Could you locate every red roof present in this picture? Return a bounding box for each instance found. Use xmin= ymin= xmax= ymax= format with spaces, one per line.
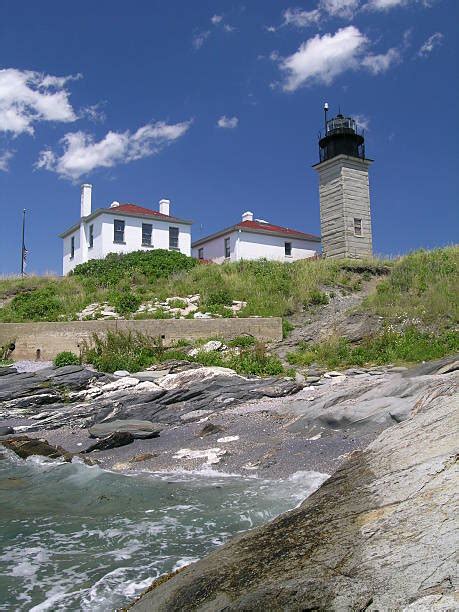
xmin=236 ymin=220 xmax=319 ymax=240
xmin=107 ymin=203 xmax=172 ymax=218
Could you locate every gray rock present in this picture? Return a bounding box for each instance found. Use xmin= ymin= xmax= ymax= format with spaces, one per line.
xmin=83 ymin=431 xmax=134 ymax=452
xmin=180 ymin=410 xmax=213 ymax=422
xmin=131 ymin=378 xmax=458 ymax=611
xmin=201 ymin=340 xmax=223 ymax=352
xmin=0 ymin=426 xmax=14 ymax=436
xmin=199 ymin=423 xmax=225 ymax=437
xmin=401 ymin=354 xmax=459 ymax=377
xmin=132 ymin=370 xmax=170 ymax=381
xmin=88 ymin=419 xmax=162 ymax=439
xmin=113 ymin=370 xmax=131 ymax=377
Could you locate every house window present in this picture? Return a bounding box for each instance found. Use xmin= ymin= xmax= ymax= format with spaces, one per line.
xmin=224 ymin=237 xmax=231 ymax=259
xmin=70 ymin=236 xmax=75 ymax=259
xmin=114 ymin=219 xmax=125 ymax=243
xmin=285 ymin=242 xmax=292 ymax=256
xmin=354 ymin=218 xmax=363 ymax=236
xmin=88 ymin=224 xmax=94 ymax=248
xmin=142 ymin=223 xmax=152 ymax=246
xmin=198 ymin=247 xmax=204 ymax=260
xmin=169 ymin=226 xmax=179 ymax=250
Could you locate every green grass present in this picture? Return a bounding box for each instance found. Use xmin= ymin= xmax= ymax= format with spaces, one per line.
xmin=0 ymin=250 xmax=390 ymax=322
xmin=287 ymin=327 xmax=459 ymax=370
xmin=364 ymin=246 xmax=458 ymax=332
xmin=80 ymin=330 xmax=285 ymax=376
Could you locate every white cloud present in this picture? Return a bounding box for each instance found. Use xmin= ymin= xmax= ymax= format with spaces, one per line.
xmin=211 ymin=14 xmax=223 ymax=24
xmin=192 ymin=31 xmax=210 ymax=49
xmin=361 ymin=47 xmax=401 ymax=73
xmin=282 ymin=7 xmax=321 ymax=27
xmin=0 ymin=149 xmax=14 ymax=171
xmin=265 ymin=25 xmax=277 ymax=33
xmin=365 ymin=0 xmax=434 ymax=10
xmin=353 ymin=114 xmax=370 ymax=131
xmin=0 ymin=68 xmax=79 ymax=136
xmin=320 ymin=0 xmax=360 ymax=18
xmin=279 ymin=26 xmax=368 ymax=91
xmin=418 ymin=32 xmax=443 ymax=57
xmin=217 ymin=116 xmax=239 ymax=129
xmin=36 ymin=120 xmax=191 ymax=181
xmin=223 ymin=24 xmax=235 ymax=32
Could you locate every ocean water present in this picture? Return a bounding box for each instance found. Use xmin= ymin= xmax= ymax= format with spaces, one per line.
xmin=0 ymin=453 xmax=328 ymax=611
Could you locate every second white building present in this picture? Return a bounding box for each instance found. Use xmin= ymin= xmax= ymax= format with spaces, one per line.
xmin=191 ymin=212 xmax=320 ymax=263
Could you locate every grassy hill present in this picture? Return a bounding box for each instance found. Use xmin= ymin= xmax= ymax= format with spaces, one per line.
xmin=0 ymin=246 xmax=457 ymax=371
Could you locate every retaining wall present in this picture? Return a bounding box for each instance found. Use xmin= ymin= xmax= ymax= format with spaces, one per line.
xmin=0 ymin=318 xmax=282 ymax=361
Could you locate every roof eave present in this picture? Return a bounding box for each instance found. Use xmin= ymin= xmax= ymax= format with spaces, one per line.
xmin=192 ymin=224 xmax=321 ymax=247
xmin=59 ymin=207 xmax=193 ymax=238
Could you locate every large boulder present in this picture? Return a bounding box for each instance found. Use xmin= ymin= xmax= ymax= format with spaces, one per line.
xmin=131 ymin=378 xmax=458 ymax=611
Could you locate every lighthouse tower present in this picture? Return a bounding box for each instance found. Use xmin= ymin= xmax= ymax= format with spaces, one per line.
xmin=313 ymin=105 xmax=373 ymax=259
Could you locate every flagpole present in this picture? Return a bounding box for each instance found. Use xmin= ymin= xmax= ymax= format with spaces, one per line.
xmin=21 ymin=209 xmax=26 ymax=278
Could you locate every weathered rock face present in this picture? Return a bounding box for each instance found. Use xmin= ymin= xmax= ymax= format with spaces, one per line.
xmin=131 ymin=377 xmax=458 ymax=611
xmin=0 ymin=365 xmax=302 ymax=432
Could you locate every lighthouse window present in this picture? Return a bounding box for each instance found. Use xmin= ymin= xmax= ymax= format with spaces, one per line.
xmin=354 ymin=218 xmax=363 ymax=236
xmin=224 ymin=237 xmax=231 ymax=259
xmin=285 ymin=242 xmax=292 ymax=256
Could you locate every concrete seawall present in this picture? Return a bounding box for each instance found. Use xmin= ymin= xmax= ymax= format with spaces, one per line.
xmin=0 ymin=318 xmax=283 ymax=361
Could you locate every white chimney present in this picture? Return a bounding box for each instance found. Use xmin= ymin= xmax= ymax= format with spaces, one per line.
xmin=80 ymin=183 xmax=92 ymax=217
xmin=159 ymin=199 xmax=170 ymax=216
xmin=242 ymin=211 xmax=253 ymax=222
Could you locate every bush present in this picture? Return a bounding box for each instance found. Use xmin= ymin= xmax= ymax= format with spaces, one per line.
xmin=111 ymin=291 xmax=142 ymax=315
xmin=227 ymin=344 xmax=284 ymax=376
xmin=304 ymin=290 xmax=329 ymax=307
xmin=203 ymin=288 xmax=233 ymax=307
xmin=227 ymin=335 xmax=256 ymax=348
xmin=7 ymin=287 xmax=63 ymax=321
xmin=53 ymin=351 xmax=80 ymax=367
xmin=81 ymin=331 xmax=161 ymax=373
xmin=72 ymin=249 xmax=198 ymax=287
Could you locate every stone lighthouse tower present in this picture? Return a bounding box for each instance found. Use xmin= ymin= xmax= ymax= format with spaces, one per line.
xmin=313 ymin=105 xmax=373 ymax=259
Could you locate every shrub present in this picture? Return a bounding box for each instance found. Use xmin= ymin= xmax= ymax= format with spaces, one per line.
xmin=7 ymin=287 xmax=63 ymax=321
xmin=167 ymin=298 xmax=188 ymax=309
xmin=227 ymin=335 xmax=256 ymax=348
xmin=72 ymin=249 xmax=198 ymax=287
xmin=111 ymin=291 xmax=142 ymax=315
xmin=81 ymin=331 xmax=161 ymax=373
xmin=203 ymin=288 xmax=233 ymax=307
xmin=227 ymin=344 xmax=284 ymax=376
xmin=304 ymin=290 xmax=329 ymax=307
xmin=53 ymin=351 xmax=80 ymax=367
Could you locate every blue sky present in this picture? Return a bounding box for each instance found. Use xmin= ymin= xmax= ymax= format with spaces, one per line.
xmin=0 ymin=0 xmax=457 ymax=274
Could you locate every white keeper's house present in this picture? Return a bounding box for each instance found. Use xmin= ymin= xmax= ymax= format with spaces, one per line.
xmin=191 ymin=211 xmax=320 ymax=263
xmin=59 ymin=184 xmax=192 ymax=275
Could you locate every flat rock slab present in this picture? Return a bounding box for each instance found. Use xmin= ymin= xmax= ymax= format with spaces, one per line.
xmin=88 ymin=420 xmax=162 ymax=439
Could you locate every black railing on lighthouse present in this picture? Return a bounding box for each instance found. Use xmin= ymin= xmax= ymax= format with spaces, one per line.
xmin=318 ymin=106 xmax=366 ymax=163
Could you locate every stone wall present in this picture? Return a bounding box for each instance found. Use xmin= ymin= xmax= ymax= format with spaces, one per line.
xmin=0 ymin=318 xmax=283 ymax=361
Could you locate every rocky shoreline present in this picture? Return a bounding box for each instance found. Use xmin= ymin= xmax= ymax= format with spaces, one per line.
xmin=1 ymin=356 xmax=457 ymax=481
